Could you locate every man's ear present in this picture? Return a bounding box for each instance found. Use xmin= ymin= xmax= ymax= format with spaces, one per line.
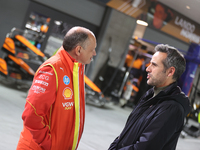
xmin=167 ymin=66 xmax=175 ymax=77
xmin=75 ymin=46 xmax=81 ymax=56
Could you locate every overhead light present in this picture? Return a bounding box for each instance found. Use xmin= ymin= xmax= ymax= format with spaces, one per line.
xmin=136 ymin=20 xmax=148 ymax=26
xmin=54 ymin=20 xmax=62 ymax=26
xmin=132 ymin=0 xmax=142 ymax=7
xmin=186 ymin=5 xmax=190 ymax=9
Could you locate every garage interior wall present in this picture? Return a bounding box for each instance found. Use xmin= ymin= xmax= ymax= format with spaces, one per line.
xmin=90 ymin=9 xmax=137 ymax=81
xmin=32 ymin=0 xmax=106 ymax=27
xmin=0 ymin=0 xmax=192 ymax=82
xmin=23 ymin=1 xmax=102 ymax=52
xmin=143 ymin=27 xmax=190 ymax=53
xmin=0 ymin=0 xmax=30 ymax=53
xmin=0 ymin=0 xmax=106 ymax=55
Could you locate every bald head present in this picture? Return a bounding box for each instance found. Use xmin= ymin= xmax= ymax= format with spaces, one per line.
xmin=62 ymin=26 xmax=95 ymax=52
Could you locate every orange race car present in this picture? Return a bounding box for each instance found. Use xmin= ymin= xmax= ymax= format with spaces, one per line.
xmin=0 ymin=28 xmax=47 ymax=89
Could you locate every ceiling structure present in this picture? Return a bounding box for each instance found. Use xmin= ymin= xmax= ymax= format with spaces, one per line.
xmin=134 ymin=0 xmax=200 ymax=52
xmin=158 ymin=0 xmax=200 ymax=24
xmin=34 ymin=0 xmax=200 ymax=25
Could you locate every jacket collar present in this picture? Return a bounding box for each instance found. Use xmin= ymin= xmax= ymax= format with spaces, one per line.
xmin=57 ymin=47 xmax=83 ymax=72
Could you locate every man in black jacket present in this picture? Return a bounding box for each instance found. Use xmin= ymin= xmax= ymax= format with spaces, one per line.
xmin=108 ymin=44 xmax=191 ymax=150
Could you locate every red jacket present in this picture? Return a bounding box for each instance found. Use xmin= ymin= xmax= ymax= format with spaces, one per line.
xmin=17 ymin=47 xmax=85 ymax=150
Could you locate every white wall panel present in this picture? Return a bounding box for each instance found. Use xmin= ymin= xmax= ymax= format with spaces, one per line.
xmin=33 ymin=0 xmax=105 ymax=26
xmin=0 ymin=0 xmax=30 ymax=53
xmin=143 ymin=27 xmax=189 ymax=52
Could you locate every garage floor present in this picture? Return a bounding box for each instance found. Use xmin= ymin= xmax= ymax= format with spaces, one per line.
xmin=0 ymin=83 xmax=200 ymax=150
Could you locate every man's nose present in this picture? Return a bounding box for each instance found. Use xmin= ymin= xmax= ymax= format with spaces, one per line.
xmin=146 ymin=65 xmax=150 ymax=72
xmin=93 ymin=50 xmax=96 ymax=56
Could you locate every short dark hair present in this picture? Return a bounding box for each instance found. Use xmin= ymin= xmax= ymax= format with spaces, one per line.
xmin=62 ymin=29 xmax=89 ymax=52
xmin=155 ymin=44 xmax=186 ymax=80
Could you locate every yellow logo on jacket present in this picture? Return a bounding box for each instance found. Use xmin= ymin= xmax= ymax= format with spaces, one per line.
xmin=63 ymin=87 xmax=73 ymax=100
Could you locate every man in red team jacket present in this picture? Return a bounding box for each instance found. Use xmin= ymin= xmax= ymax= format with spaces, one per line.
xmin=17 ymin=26 xmax=96 ymax=150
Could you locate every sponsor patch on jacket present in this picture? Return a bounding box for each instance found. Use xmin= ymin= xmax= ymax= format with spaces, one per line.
xmin=32 ymin=85 xmax=46 ymax=94
xmin=62 ymin=102 xmax=74 ymax=110
xmin=63 ymin=87 xmax=73 ymax=99
xmin=38 ymin=71 xmax=53 ymax=75
xmin=63 ymin=75 xmax=70 ymax=85
xmin=35 ymin=80 xmax=49 ymax=86
xmin=38 ymin=74 xmax=49 ymax=81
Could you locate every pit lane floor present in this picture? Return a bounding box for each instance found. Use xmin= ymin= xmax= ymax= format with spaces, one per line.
xmin=0 ymin=83 xmax=200 ymax=150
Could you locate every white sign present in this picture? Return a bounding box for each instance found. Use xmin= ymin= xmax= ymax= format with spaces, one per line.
xmin=175 ymin=16 xmax=200 ymax=43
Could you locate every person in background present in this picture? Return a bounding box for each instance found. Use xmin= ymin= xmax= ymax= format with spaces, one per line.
xmin=120 ymin=51 xmax=145 ymax=107
xmin=137 ymin=1 xmax=174 ymax=29
xmin=152 ymin=3 xmax=168 ymax=29
xmin=17 ymin=26 xmax=96 ymax=150
xmin=108 ymin=44 xmax=191 ymax=150
xmin=124 ymin=51 xmax=144 ymax=79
